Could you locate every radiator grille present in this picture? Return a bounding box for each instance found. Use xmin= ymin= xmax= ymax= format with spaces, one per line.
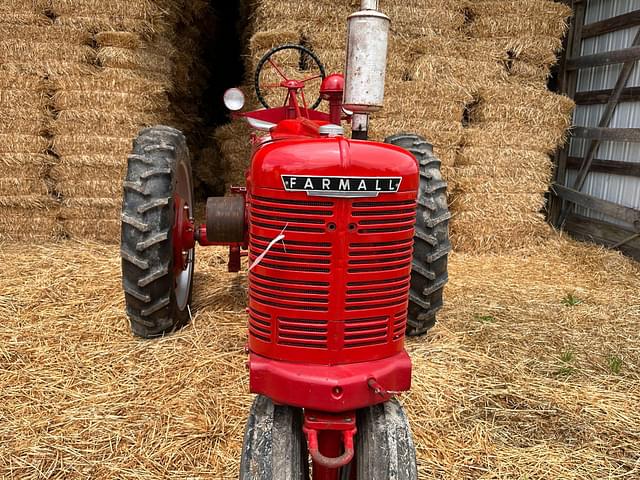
xmin=249 ymin=192 xmax=415 ymax=361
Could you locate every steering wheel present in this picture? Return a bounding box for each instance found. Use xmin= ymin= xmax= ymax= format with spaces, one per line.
xmin=254 ymin=44 xmax=327 ymax=110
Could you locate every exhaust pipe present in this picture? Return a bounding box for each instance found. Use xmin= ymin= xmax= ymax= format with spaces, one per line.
xmin=343 ymin=0 xmax=390 ymax=140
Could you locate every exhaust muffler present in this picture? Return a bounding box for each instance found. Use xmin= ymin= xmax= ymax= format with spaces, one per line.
xmin=343 ymin=0 xmax=391 ymax=140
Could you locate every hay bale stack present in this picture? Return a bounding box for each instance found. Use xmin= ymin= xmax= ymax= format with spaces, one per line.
xmin=0 ymin=0 xmax=215 ymax=242
xmin=0 ymin=5 xmax=64 ymax=240
xmin=211 ymin=0 xmax=572 ymax=254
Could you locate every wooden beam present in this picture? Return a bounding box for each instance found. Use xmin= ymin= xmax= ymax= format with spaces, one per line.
xmin=551 ymin=1 xmax=585 ymax=227
xmin=567 ymin=156 xmax=640 ymax=177
xmin=582 ymin=10 xmax=640 ymax=38
xmin=564 ymin=213 xmax=640 ymax=261
xmin=571 ymin=126 xmax=640 ymax=142
xmin=574 ymin=86 xmax=640 ymax=104
xmin=553 ymin=183 xmax=640 ymax=227
xmin=566 ymin=45 xmax=640 ymax=70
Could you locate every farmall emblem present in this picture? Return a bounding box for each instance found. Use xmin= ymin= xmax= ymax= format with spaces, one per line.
xmin=282 ymin=175 xmax=402 ymax=198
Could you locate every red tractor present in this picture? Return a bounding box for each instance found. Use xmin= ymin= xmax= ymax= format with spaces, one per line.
xmin=120 ymin=1 xmax=450 ymax=478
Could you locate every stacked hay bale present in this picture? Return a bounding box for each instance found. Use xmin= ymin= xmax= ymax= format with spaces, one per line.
xmin=448 ymin=0 xmax=575 ymax=252
xmin=48 ymin=0 xmax=213 ymax=242
xmin=0 ymin=2 xmax=63 ymax=240
xmin=0 ymin=0 xmax=213 ymax=242
xmin=213 ymin=0 xmax=574 ymax=253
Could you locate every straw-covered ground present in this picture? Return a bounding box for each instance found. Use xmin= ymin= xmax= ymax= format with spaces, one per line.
xmin=1 ymin=235 xmax=639 ymax=479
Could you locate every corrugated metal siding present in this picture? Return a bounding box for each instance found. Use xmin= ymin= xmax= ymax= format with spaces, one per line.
xmin=567 ymin=0 xmax=640 ymax=230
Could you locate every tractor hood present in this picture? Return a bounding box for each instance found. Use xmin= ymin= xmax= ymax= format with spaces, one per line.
xmin=248 ymin=136 xmax=419 ymax=195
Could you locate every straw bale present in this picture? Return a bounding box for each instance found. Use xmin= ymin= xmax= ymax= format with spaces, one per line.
xmin=0 ymin=109 xmax=48 ymax=136
xmin=479 ymin=36 xmax=564 ymax=68
xmin=384 ymin=81 xmax=471 ymax=123
xmin=253 ymin=2 xmax=351 ymax=32
xmin=53 ymin=15 xmax=169 ymax=35
xmin=454 ymin=161 xmax=553 ymax=184
xmin=97 ymin=46 xmax=173 ymax=75
xmin=0 ymin=40 xmax=96 ymax=66
xmin=454 ymin=174 xmax=550 ymax=195
xmin=0 ymin=0 xmax=48 ymax=14
xmin=0 ymin=12 xmax=49 ymax=26
xmin=0 ymin=194 xmax=58 ymax=209
xmin=56 ymin=180 xmax=123 ymax=198
xmin=60 ymin=197 xmax=120 ymax=220
xmin=94 ymin=31 xmax=142 ymax=50
xmin=58 ymin=198 xmax=121 ymax=241
xmin=0 ymin=213 xmax=60 ymax=239
xmin=0 ymin=153 xmax=52 ymax=177
xmin=0 ymin=134 xmax=48 ymax=154
xmin=52 ymin=88 xmax=170 ymax=112
xmin=51 ymin=135 xmax=132 ymax=156
xmin=451 ymin=192 xmax=547 ymax=217
xmin=410 ymin=54 xmax=504 ymax=91
xmin=51 ymin=69 xmax=170 ymax=94
xmin=49 ymin=0 xmax=175 ymax=33
xmin=0 ymin=88 xmax=46 ymax=110
xmin=0 ymin=24 xmax=92 ymax=45
xmin=49 ymin=155 xmax=126 ymax=183
xmin=463 ymin=122 xmax=568 ymax=154
xmin=61 ymin=218 xmax=120 ymax=241
xmin=0 ymin=177 xmax=48 ymax=196
xmin=52 ymin=109 xmax=165 ymax=138
xmin=456 ymin=146 xmax=552 ymax=169
xmin=466 ymin=1 xmax=571 ymax=39
xmin=451 ymin=212 xmax=551 ymax=252
xmin=0 ymin=59 xmax=96 ymax=77
xmin=508 ymin=60 xmax=551 ymax=85
xmin=453 ymin=162 xmax=552 ymax=194
xmin=384 ymin=5 xmax=467 ymax=37
xmin=472 ymin=84 xmax=574 ymax=130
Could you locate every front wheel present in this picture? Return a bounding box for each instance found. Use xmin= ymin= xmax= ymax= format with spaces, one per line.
xmin=386 ymin=133 xmax=451 ymax=337
xmin=120 ymin=126 xmax=195 ymax=339
xmin=356 ymin=399 xmax=418 ymax=479
xmin=239 ymin=395 xmax=309 ymax=480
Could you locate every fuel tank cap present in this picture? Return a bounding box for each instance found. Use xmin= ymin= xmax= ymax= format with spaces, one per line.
xmin=319 ymin=124 xmax=344 ymax=137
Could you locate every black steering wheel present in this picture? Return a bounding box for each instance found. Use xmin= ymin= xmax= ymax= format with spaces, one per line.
xmin=254 ymin=44 xmax=327 ymax=110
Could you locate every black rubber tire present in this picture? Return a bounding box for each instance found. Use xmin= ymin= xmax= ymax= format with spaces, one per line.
xmin=120 ymin=125 xmax=194 ymax=339
xmin=385 ymin=133 xmax=451 ymax=337
xmin=239 ymin=395 xmax=309 ymax=480
xmin=356 ymin=399 xmax=418 ymax=479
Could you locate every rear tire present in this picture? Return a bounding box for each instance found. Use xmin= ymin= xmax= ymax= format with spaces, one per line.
xmin=356 ymin=399 xmax=418 ymax=479
xmin=239 ymin=395 xmax=309 ymax=480
xmin=121 ymin=126 xmax=195 ymax=339
xmin=385 ymin=133 xmax=451 ymax=337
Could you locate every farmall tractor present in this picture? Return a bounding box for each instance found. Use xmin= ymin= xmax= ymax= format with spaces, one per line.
xmin=120 ymin=1 xmax=451 ymax=478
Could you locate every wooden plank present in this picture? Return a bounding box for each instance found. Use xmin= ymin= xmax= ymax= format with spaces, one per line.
xmin=566 ymin=45 xmax=640 ymax=70
xmin=552 ymin=183 xmax=640 ymax=227
xmin=551 ymin=1 xmax=586 ymax=227
xmin=571 ymin=126 xmax=640 ymax=142
xmin=565 ymin=213 xmax=640 ymax=260
xmin=567 ymin=156 xmax=640 ymax=176
xmin=582 ymin=10 xmax=640 ymax=38
xmin=574 ymin=86 xmax=640 ymax=104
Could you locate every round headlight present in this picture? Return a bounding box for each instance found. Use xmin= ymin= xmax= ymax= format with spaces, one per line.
xmin=223 ymin=88 xmax=245 ymax=111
